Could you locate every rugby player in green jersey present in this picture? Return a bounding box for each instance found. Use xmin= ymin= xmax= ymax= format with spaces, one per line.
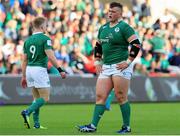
xmin=78 ymin=2 xmax=141 ymax=134
xmin=20 ymin=17 xmax=66 ymax=129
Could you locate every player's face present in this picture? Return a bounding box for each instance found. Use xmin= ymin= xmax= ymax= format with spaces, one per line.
xmin=108 ymin=7 xmax=122 ymax=22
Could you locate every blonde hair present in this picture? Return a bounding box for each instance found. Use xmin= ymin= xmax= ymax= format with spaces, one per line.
xmin=32 ymin=17 xmax=47 ymax=29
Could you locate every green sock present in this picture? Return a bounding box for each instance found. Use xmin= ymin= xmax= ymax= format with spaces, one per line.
xmin=91 ymin=104 xmax=105 ymax=127
xmin=27 ymin=98 xmax=45 ymax=115
xmin=33 ymin=108 xmax=40 ymax=125
xmin=120 ymin=102 xmax=131 ymax=126
xmin=31 ymin=101 xmax=40 ymax=125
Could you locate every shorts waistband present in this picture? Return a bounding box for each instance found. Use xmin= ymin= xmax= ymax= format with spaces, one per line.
xmin=103 ymin=61 xmax=126 ymax=67
xmin=103 ymin=64 xmax=116 ymax=67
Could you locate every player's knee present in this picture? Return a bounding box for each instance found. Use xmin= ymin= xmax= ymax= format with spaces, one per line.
xmin=96 ymin=93 xmax=102 ymax=101
xmin=116 ymin=96 xmax=125 ymax=103
xmin=115 ymin=93 xmax=127 ymax=104
xmin=96 ymin=93 xmax=106 ymax=103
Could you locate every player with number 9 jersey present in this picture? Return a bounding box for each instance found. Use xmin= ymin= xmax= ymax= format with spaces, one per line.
xmin=23 ymin=33 xmax=52 ymax=68
xmin=20 ymin=17 xmax=66 ymax=130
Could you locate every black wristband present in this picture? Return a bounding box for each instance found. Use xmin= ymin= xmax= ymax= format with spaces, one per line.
xmin=57 ymin=67 xmax=64 ymax=73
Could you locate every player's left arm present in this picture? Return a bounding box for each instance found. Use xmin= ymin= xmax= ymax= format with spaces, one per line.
xmin=116 ymin=23 xmax=141 ymax=70
xmin=126 ymin=34 xmax=141 ymax=65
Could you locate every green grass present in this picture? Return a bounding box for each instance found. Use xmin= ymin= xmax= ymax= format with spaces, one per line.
xmin=0 ymin=103 xmax=180 ymax=135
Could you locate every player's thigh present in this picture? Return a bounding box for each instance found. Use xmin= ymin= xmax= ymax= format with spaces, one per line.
xmin=37 ymin=88 xmax=50 ymax=102
xmin=112 ymin=76 xmax=130 ymax=101
xmin=32 ymin=87 xmax=40 ymax=100
xmin=33 ymin=67 xmax=50 ymax=88
xmin=96 ymin=77 xmax=113 ymax=100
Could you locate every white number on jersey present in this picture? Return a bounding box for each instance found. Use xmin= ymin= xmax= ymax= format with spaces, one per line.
xmin=30 ymin=45 xmax=36 ymax=59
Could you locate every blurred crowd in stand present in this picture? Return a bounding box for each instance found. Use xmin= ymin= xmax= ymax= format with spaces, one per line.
xmin=0 ymin=0 xmax=179 ymax=76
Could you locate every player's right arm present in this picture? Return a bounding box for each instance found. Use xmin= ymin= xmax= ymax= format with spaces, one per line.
xmin=94 ymin=41 xmax=103 ymax=74
xmin=94 ymin=26 xmax=103 ymax=75
xmin=45 ymin=49 xmax=66 ymax=79
xmin=94 ymin=41 xmax=103 ymax=61
xmin=21 ymin=53 xmax=28 ymax=88
xmin=21 ymin=41 xmax=28 ymax=88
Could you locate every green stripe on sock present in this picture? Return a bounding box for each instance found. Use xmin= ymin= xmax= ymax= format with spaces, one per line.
xmin=91 ymin=104 xmax=105 ymax=127
xmin=120 ymin=101 xmax=131 ymax=126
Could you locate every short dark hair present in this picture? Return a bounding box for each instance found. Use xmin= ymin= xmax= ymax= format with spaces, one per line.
xmin=32 ymin=17 xmax=47 ymax=29
xmin=110 ymin=2 xmax=123 ymax=9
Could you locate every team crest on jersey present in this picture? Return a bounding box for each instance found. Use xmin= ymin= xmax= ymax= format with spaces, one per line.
xmin=115 ymin=27 xmax=120 ymax=32
xmin=47 ymin=40 xmax=52 ymax=46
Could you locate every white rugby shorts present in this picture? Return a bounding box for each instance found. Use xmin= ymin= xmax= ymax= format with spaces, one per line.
xmin=98 ymin=62 xmax=134 ymax=80
xmin=26 ymin=66 xmax=50 ymax=88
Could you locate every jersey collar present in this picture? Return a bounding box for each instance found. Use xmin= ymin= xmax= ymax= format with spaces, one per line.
xmin=33 ymin=32 xmax=43 ymax=35
xmin=109 ymin=19 xmax=123 ymax=28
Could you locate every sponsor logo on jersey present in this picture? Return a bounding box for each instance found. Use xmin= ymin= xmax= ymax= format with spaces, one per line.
xmin=99 ymin=39 xmax=109 ymax=43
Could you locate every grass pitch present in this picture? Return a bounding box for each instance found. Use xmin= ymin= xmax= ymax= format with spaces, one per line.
xmin=0 ymin=103 xmax=180 ymax=135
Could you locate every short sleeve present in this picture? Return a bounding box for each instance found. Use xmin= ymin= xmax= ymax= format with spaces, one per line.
xmin=122 ymin=22 xmax=135 ymax=40
xmin=44 ymin=37 xmax=53 ymax=50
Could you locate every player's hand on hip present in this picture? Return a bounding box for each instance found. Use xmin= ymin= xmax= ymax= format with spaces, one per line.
xmin=21 ymin=77 xmax=27 ymax=89
xmin=95 ymin=65 xmax=102 ymax=75
xmin=60 ymin=72 xmax=66 ymax=79
xmin=116 ymin=61 xmax=129 ymax=71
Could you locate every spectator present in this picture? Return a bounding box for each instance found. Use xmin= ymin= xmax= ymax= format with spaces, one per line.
xmin=69 ymin=50 xmax=86 ymax=75
xmin=0 ymin=0 xmax=179 ymax=76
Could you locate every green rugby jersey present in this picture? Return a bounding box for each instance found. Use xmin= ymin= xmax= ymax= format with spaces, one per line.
xmin=23 ymin=32 xmax=53 ymax=68
xmin=98 ymin=21 xmax=135 ymax=64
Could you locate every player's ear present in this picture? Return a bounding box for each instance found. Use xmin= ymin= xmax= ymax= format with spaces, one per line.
xmin=119 ymin=9 xmax=123 ymax=17
xmin=40 ymin=25 xmax=45 ymax=31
